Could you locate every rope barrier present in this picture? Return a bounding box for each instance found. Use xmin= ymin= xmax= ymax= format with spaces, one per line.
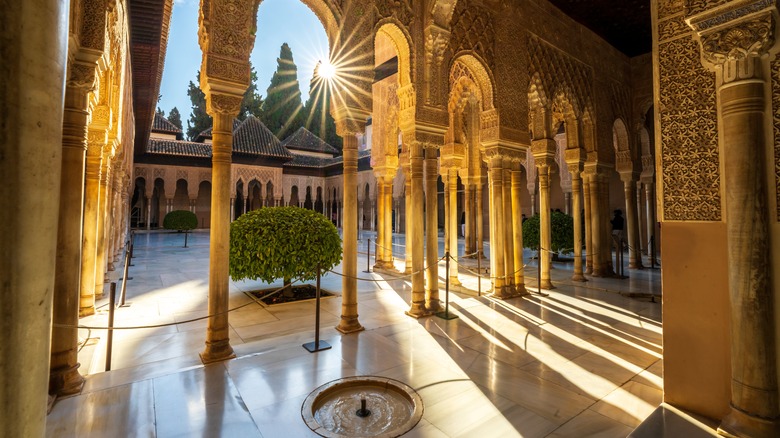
xmin=327 ymin=256 xmax=447 ymax=282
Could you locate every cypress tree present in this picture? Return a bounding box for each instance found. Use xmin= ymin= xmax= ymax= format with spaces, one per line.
xmin=186 ymin=71 xmax=212 ymax=141
xmin=261 ymin=43 xmax=305 ymax=140
xmin=303 ymin=62 xmax=342 ymax=151
xmin=238 ymin=65 xmax=264 ymax=121
xmin=167 ymin=107 xmax=183 ymax=131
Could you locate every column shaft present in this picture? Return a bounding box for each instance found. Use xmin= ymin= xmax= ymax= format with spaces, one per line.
xmin=384 ymin=176 xmax=393 ymax=268
xmin=476 ymin=182 xmax=484 ymax=258
xmin=588 ymin=173 xmax=604 ymax=276
xmin=337 ymin=136 xmax=364 ymax=332
xmin=487 ymin=158 xmax=506 ymax=296
xmin=464 ymin=184 xmax=473 ymax=254
xmin=571 ymin=173 xmax=586 ymax=281
xmin=623 ymin=179 xmax=642 ymax=269
xmin=425 ymin=149 xmax=440 ymax=310
xmin=80 ymin=148 xmax=103 ymax=315
xmin=201 ymin=113 xmax=235 ymax=363
xmin=403 ymin=172 xmax=412 ymax=273
xmin=645 ymin=183 xmax=655 ymax=257
xmin=502 ymin=164 xmax=515 ymax=293
xmin=510 ymin=166 xmax=527 ymax=294
xmin=448 ymin=168 xmax=460 ymax=286
xmin=406 ymin=143 xmax=430 ymax=317
xmin=374 ymin=179 xmax=385 ymax=267
xmin=94 ymin=159 xmax=111 ymax=297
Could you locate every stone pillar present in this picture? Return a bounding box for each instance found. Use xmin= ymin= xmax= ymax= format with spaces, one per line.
xmin=622 ymin=177 xmax=642 ymax=269
xmin=510 ymin=159 xmax=527 ymax=295
xmin=636 ymin=183 xmax=646 ymax=255
xmin=403 ymin=164 xmax=413 ymax=274
xmin=688 ymin=4 xmax=780 ymax=435
xmin=200 ymin=105 xmax=238 ymax=364
xmin=424 ymin=148 xmax=440 ymax=310
xmin=447 ymin=168 xmax=461 ymax=287
xmin=587 ymin=170 xmax=605 ymax=276
xmin=406 ymin=141 xmax=430 ymax=317
xmin=486 ymin=150 xmax=506 ymax=296
xmin=230 ymin=197 xmax=235 ymax=221
xmin=644 ymin=182 xmax=655 ymax=256
xmin=145 ymin=196 xmax=151 ymax=230
xmin=374 ymin=178 xmax=385 ymax=268
xmin=564 ymin=192 xmax=571 ymax=215
xmin=94 ymin=152 xmax=113 ymax=297
xmin=80 ymin=137 xmax=104 ymax=315
xmin=530 ymin=192 xmax=537 ymax=216
xmin=502 ymin=160 xmax=516 ymax=293
xmin=476 ymin=178 xmax=484 ymax=259
xmin=464 ymin=183 xmax=474 ymax=254
xmin=583 ymin=174 xmax=593 ymax=274
xmin=337 ymin=128 xmax=364 ymax=333
xmin=384 ymin=175 xmax=394 ymax=268
xmin=570 ymin=170 xmax=586 ymax=282
xmin=538 ymin=164 xmax=553 ymax=289
xmin=50 ymin=61 xmax=94 ymax=397
xmin=1 ymin=0 xmax=67 ymax=434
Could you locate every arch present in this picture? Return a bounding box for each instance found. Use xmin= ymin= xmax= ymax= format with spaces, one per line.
xmin=296 ymin=0 xmax=341 ymax=50
xmin=612 ymin=118 xmax=630 ymax=152
xmin=196 ymin=181 xmax=212 ymax=228
xmin=449 ymin=53 xmax=496 ymax=112
xmin=374 ymin=21 xmax=413 ymax=88
xmin=173 ymin=179 xmax=189 ymax=211
xmin=265 ymin=181 xmax=275 ymax=207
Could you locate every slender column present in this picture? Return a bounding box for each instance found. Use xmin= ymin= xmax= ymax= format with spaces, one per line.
xmin=486 ymin=152 xmax=506 ymax=296
xmin=201 ymin=109 xmax=236 ymax=363
xmin=570 ymin=171 xmax=586 ymax=281
xmin=476 ymin=179 xmax=484 ymax=258
xmin=688 ymin=6 xmax=780 ymax=433
xmin=443 ymin=177 xmax=449 ymax=255
xmin=403 ymin=166 xmax=413 ymax=274
xmin=502 ymin=161 xmax=516 ymax=293
xmin=510 ymin=160 xmax=527 ymax=295
xmin=464 ymin=183 xmax=473 ymax=254
xmin=406 ymin=141 xmax=431 ymax=317
xmin=94 ymin=153 xmax=113 ymax=297
xmin=447 ymin=168 xmax=461 ymax=287
xmin=601 ymin=173 xmax=614 ymax=274
xmin=636 ymin=182 xmax=646 ymax=255
xmin=530 ymin=192 xmax=537 ymax=216
xmin=374 ymin=179 xmax=385 ymax=268
xmin=588 ymin=171 xmax=604 ymax=276
xmin=538 ymin=164 xmax=553 ymax=289
xmin=564 ymin=192 xmax=572 ymax=215
xmin=50 ymin=68 xmax=93 ymax=397
xmin=80 ymin=138 xmax=104 ymax=315
xmin=230 ymin=197 xmax=235 ymax=221
xmin=1 ymin=1 xmax=68 ymax=433
xmin=424 ymin=148 xmax=440 ymax=310
xmin=384 ymin=175 xmax=394 ymax=268
xmin=145 ymin=196 xmax=151 ymax=230
xmin=622 ymin=177 xmax=642 ymax=269
xmin=645 ymin=183 xmax=655 ymax=256
xmin=337 ymin=132 xmax=364 ymax=332
xmin=583 ymin=174 xmax=593 ymax=273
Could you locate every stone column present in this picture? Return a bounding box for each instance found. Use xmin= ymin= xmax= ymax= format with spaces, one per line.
xmin=403 ymin=164 xmax=413 ymax=274
xmin=644 ymin=182 xmax=655 ymax=256
xmin=510 ymin=159 xmax=527 ymax=295
xmin=424 ymin=147 xmax=440 ymax=310
xmin=636 ymin=183 xmax=646 ymax=255
xmin=476 ymin=178 xmax=484 ymax=258
xmin=447 ymin=167 xmax=461 ymax=287
xmin=583 ymin=174 xmax=593 ymax=274
xmin=566 ymin=147 xmax=587 ymax=282
xmin=502 ymin=160 xmax=516 ymax=293
xmin=485 ymin=150 xmax=506 ymax=296
xmin=688 ymin=4 xmax=780 ymax=435
xmin=530 ymin=192 xmax=537 ymax=216
xmin=94 ymin=150 xmax=113 ymax=297
xmin=80 ymin=137 xmax=104 ymax=315
xmin=145 ymin=196 xmax=151 ymax=230
xmin=200 ymin=102 xmax=239 ymax=364
xmin=384 ymin=174 xmax=394 ymax=268
xmin=337 ymin=127 xmax=364 ymax=332
xmin=406 ymin=141 xmax=430 ymax=317
xmin=621 ymin=176 xmax=642 ymax=269
xmin=373 ymin=178 xmax=385 ymax=268
xmin=464 ymin=183 xmax=474 ymax=254
xmin=533 ymin=137 xmax=556 ymax=289
xmin=587 ymin=169 xmax=605 ymax=276
xmin=230 ymin=197 xmax=235 ymax=221
xmin=50 ymin=61 xmax=94 ymax=397
xmin=564 ymin=192 xmax=571 ymax=215
xmin=0 ymin=0 xmax=67 ymax=434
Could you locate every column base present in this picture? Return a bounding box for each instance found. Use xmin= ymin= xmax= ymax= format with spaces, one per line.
xmin=49 ymin=363 xmax=85 ymax=397
xmin=718 ymin=405 xmax=780 ymax=438
xmin=539 ymin=280 xmax=555 ymax=290
xmin=336 ymin=316 xmax=365 ymax=334
xmin=107 ymin=262 xmax=115 ymax=271
xmin=405 ymin=302 xmax=433 ymax=319
xmin=425 ymin=298 xmax=442 ymax=312
xmin=629 ymin=262 xmax=644 ymax=269
xmin=448 ymin=276 xmax=461 ymax=287
xmin=79 ymin=306 xmax=95 ymax=317
xmin=585 ymin=266 xmax=593 ymax=274
xmin=571 ymin=273 xmax=588 ymax=282
xmin=373 ymin=261 xmax=395 ymax=270
xmin=200 ymin=340 xmax=235 ymax=364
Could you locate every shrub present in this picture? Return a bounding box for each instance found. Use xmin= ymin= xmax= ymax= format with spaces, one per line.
xmin=522 ymin=211 xmax=574 ymax=255
xmin=163 ymin=210 xmax=198 ymax=231
xmin=229 ymin=207 xmax=342 ymax=290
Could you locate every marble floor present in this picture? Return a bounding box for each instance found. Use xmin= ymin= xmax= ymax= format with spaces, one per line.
xmin=48 ymin=230 xmax=665 ymax=437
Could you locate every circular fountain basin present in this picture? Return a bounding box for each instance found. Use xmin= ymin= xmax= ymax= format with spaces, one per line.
xmin=301 ymin=376 xmax=424 ymax=438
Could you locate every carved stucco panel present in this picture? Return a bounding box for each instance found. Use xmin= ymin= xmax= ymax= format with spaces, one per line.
xmin=772 ymin=55 xmax=780 ymax=221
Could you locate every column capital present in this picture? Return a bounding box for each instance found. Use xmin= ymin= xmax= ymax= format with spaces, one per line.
xmin=206 ymin=92 xmax=243 ymax=119
xmin=687 ymin=0 xmax=777 ymax=75
xmin=530 ymin=138 xmax=557 ymax=163
xmin=441 ymin=141 xmax=464 ymax=169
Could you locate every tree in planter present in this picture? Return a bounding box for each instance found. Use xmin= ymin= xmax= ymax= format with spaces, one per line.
xmin=163 ymin=210 xmax=198 ymax=247
xmin=522 ymin=211 xmax=574 ymax=260
xmin=229 ymin=207 xmax=342 ymax=297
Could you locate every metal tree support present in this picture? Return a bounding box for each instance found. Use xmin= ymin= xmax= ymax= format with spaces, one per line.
xmin=105 ymin=282 xmax=117 ymax=371
xmin=303 ymin=265 xmax=332 ymax=353
xmin=435 ymin=252 xmax=459 ymax=320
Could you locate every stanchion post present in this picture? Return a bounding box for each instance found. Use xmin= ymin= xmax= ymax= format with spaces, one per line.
xmin=477 ymin=250 xmax=481 ymax=297
xmin=303 ymin=264 xmax=332 ymax=353
xmin=435 ymin=252 xmax=458 ymax=320
xmin=118 ymin=242 xmax=132 ymax=307
xmin=105 ymin=282 xmax=116 ymax=371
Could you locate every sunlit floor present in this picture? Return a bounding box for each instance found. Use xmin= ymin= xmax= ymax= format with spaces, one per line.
xmin=47 ymin=230 xmax=664 ymax=437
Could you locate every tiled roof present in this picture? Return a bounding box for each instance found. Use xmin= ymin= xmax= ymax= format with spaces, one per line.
xmin=147 ymin=138 xmax=211 ymax=157
xmin=153 ymin=113 xmax=183 ymax=135
xmin=280 ymin=127 xmax=339 ymax=155
xmin=233 ymin=116 xmax=293 ymax=158
xmin=285 ymin=149 xmax=371 ymax=168
xmin=196 ymin=119 xmax=242 ymax=141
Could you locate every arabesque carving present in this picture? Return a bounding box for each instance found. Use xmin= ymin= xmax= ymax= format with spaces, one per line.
xmin=208 ymin=94 xmax=243 ymax=116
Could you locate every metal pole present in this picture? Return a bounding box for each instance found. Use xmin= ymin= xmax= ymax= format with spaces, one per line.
xmin=477 ymin=250 xmax=481 ymax=297
xmin=119 ymin=242 xmax=131 ymax=307
xmin=445 ymin=252 xmax=450 ymax=317
xmin=303 ymin=264 xmax=331 ymax=352
xmin=105 ymin=282 xmax=116 ymax=371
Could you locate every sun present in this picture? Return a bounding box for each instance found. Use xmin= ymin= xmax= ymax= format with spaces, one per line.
xmin=318 ymin=61 xmax=336 ymax=80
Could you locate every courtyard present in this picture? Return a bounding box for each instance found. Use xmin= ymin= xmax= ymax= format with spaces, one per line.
xmin=47 ymin=230 xmax=666 ymax=437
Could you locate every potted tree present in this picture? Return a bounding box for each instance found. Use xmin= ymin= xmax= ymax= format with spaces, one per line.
xmin=163 ymin=210 xmax=198 ymax=247
xmin=229 ymin=207 xmax=342 ymax=299
xmin=522 ymin=211 xmax=574 ymax=261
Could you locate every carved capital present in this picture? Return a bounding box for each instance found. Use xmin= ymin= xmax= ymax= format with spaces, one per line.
xmin=207 ymin=93 xmax=243 ymax=117
xmin=688 ymin=0 xmax=777 ymax=71
xmin=67 ymin=61 xmax=98 ymax=91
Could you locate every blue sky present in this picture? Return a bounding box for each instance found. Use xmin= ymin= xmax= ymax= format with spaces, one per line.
xmin=158 ymin=0 xmax=330 ymax=119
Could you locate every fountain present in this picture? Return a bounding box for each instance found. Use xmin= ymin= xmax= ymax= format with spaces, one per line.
xmin=301 ymin=376 xmax=424 ymax=437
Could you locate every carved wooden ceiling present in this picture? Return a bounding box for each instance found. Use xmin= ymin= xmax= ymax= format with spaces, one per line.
xmin=548 ymin=0 xmax=652 ymax=57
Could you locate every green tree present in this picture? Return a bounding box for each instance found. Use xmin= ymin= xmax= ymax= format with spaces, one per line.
xmin=163 ymin=210 xmax=198 ymax=248
xmin=303 ymin=62 xmax=342 ymax=151
xmin=261 ymin=43 xmax=305 ymax=140
xmin=186 ymin=71 xmax=212 ymax=141
xmin=167 ymin=107 xmax=183 ymax=131
xmin=522 ymin=211 xmax=574 ymax=259
xmin=238 ymin=65 xmax=264 ymax=120
xmin=156 ymin=107 xmax=165 ymax=117
xmin=229 ymin=207 xmax=342 ymax=296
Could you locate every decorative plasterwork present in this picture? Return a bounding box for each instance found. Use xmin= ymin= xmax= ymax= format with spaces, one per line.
xmin=772 ymin=55 xmax=780 ymax=221
xmin=449 ymin=1 xmax=495 ymax=70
